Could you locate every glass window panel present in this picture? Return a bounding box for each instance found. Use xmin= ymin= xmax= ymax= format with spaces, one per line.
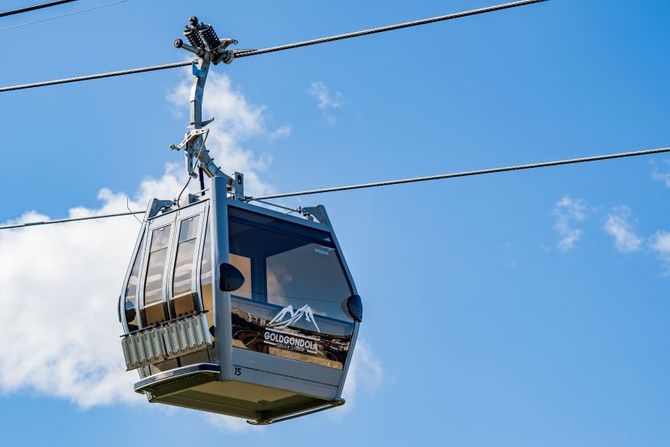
xmin=228 ymin=207 xmax=352 ymax=322
xmin=266 ymin=243 xmax=351 ymax=320
xmin=200 ymin=224 xmax=214 ymax=331
xmin=172 ymin=215 xmax=200 ymax=297
xmin=229 ymin=253 xmax=252 ymax=299
xmin=144 ymin=225 xmax=171 ymax=306
xmin=123 ymin=237 xmax=144 ymax=331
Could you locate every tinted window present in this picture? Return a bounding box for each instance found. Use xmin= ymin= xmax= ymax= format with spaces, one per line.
xmin=144 ymin=225 xmax=171 ymax=305
xmin=172 ymin=215 xmax=200 ymax=296
xmin=123 ymin=237 xmax=144 ymax=331
xmin=228 ymin=207 xmax=352 ymax=322
xmin=200 ymin=223 xmax=214 ymax=332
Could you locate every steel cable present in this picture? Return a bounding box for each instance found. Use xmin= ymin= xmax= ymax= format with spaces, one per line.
xmin=0 ymin=0 xmax=78 ymax=18
xmin=0 ymin=60 xmax=192 ymax=93
xmin=0 ymin=210 xmax=144 ymax=230
xmin=2 ymin=146 xmax=668 ymax=230
xmin=0 ymin=0 xmax=129 ymax=33
xmin=0 ymin=0 xmax=547 ymax=92
xmin=234 ymin=0 xmax=548 ymax=59
xmin=247 ymin=146 xmax=670 ymax=201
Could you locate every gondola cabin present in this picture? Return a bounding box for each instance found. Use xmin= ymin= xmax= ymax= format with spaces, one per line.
xmin=118 ymin=177 xmax=362 ymax=424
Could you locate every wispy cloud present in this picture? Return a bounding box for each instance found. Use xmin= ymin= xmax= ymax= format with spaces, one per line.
xmin=331 ymin=339 xmax=383 ymax=417
xmin=308 ymin=81 xmax=345 ymax=124
xmin=309 ymin=81 xmax=344 ymax=111
xmin=604 ymin=206 xmax=642 ymax=253
xmin=270 ymin=125 xmax=292 ymax=140
xmin=651 ymin=160 xmax=670 ymax=188
xmin=552 ymin=196 xmax=588 ymax=252
xmin=650 ymin=231 xmax=670 ymax=274
xmin=205 ymin=413 xmax=264 ymax=433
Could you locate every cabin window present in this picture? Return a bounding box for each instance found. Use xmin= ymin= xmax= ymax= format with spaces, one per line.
xmin=228 ymin=207 xmax=353 ymax=321
xmin=143 ymin=224 xmax=172 ymax=325
xmin=171 ymin=215 xmax=201 ymax=316
xmin=173 ymin=216 xmax=200 ymax=295
xmin=123 ymin=238 xmax=144 ymax=332
xmin=229 ymin=253 xmax=252 ymax=299
xmin=266 ymin=243 xmax=351 ymax=320
xmin=200 ymin=224 xmax=214 ymax=331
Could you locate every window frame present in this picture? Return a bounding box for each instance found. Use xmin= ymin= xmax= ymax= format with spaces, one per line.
xmin=119 ymin=226 xmax=146 ymax=334
xmin=134 ymin=201 xmax=211 ymax=329
xmin=167 ymin=205 xmax=208 ymax=319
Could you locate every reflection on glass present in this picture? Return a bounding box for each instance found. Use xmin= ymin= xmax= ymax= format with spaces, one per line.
xmin=229 ymin=253 xmax=252 ymax=299
xmin=200 ymin=224 xmax=214 ymax=332
xmin=228 ymin=207 xmax=353 ymax=322
xmin=143 ymin=224 xmax=171 ymax=325
xmin=266 ymin=244 xmax=350 ymax=319
xmin=171 ymin=215 xmax=201 ymax=316
xmin=123 ymin=237 xmax=144 ymax=332
xmin=145 ymin=225 xmax=171 ymax=304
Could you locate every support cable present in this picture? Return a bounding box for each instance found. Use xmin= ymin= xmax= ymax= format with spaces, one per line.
xmin=252 ymin=198 xmax=302 ymax=214
xmin=0 ymin=211 xmax=144 ymax=230
xmin=0 ymin=60 xmax=192 ymax=92
xmin=247 ymin=146 xmax=670 ymax=201
xmin=0 ymin=0 xmax=128 ymax=33
xmin=0 ymin=0 xmax=547 ymax=92
xmin=235 ymin=0 xmax=548 ymax=59
xmin=1 ymin=145 xmax=668 ymax=231
xmin=0 ymin=0 xmax=77 ymax=18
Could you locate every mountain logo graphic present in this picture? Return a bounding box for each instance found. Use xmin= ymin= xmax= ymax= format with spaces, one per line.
xmin=267 ymin=304 xmax=320 ymax=332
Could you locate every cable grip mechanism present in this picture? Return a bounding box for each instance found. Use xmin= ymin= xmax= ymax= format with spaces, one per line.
xmin=174 ymin=16 xmax=237 ymax=65
xmin=170 ymin=16 xmax=245 ymax=200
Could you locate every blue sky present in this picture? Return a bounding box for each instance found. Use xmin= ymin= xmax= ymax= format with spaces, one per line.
xmin=1 ymin=0 xmax=669 ymax=445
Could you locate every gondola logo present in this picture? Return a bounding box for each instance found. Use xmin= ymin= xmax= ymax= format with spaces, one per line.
xmin=264 ymin=304 xmax=320 ymax=354
xmin=267 ymin=304 xmax=320 ymax=332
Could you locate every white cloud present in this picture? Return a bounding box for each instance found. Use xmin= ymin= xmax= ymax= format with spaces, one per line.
xmin=651 ymin=161 xmax=670 ymax=188
xmin=270 ymin=125 xmax=292 ymax=141
xmin=0 ymin=195 xmax=142 ymax=407
xmin=552 ymin=196 xmax=588 ymax=251
xmin=336 ymin=339 xmax=383 ymax=414
xmin=650 ymin=231 xmax=670 ymax=274
xmin=604 ymin=206 xmax=642 ymax=253
xmin=205 ymin=413 xmax=264 ymax=433
xmin=650 ymin=231 xmax=670 ymax=253
xmin=309 ymin=81 xmax=344 ymax=112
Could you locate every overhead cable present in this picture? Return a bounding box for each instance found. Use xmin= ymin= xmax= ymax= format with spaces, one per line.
xmin=0 ymin=0 xmax=128 ymax=32
xmin=2 ymin=145 xmax=668 ymax=230
xmin=0 ymin=0 xmax=77 ymax=18
xmin=247 ymin=146 xmax=670 ymax=201
xmin=0 ymin=210 xmax=143 ymax=230
xmin=0 ymin=61 xmax=192 ymax=93
xmin=252 ymin=198 xmax=302 ymax=214
xmin=235 ymin=0 xmax=548 ymax=59
xmin=0 ymin=0 xmax=547 ymax=93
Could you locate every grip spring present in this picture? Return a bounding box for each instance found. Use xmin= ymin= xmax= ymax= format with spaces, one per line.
xmin=184 ymin=27 xmax=205 ymax=48
xmin=199 ymin=25 xmax=221 ymax=50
